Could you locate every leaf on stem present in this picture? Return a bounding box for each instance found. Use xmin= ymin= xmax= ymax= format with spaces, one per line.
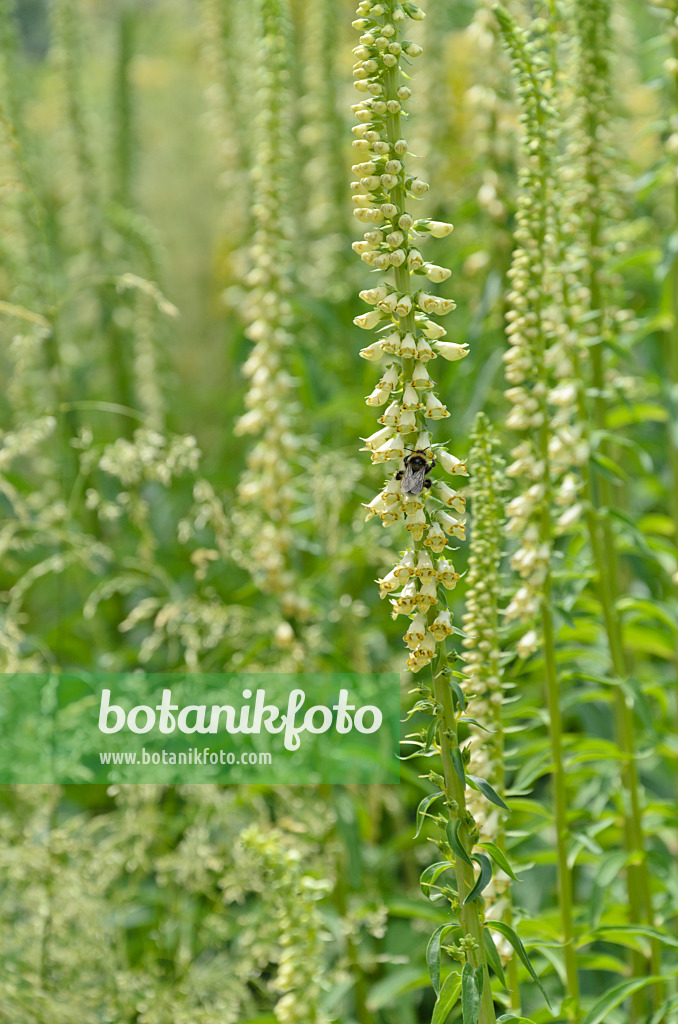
xmin=486 ymin=921 xmax=552 ymax=1010
xmin=461 ymin=962 xmax=480 ymax=1024
xmin=426 ymin=924 xmax=456 ymax=996
xmin=463 ymin=853 xmax=493 ymax=905
xmin=414 ymin=792 xmax=443 ymax=838
xmin=431 ymin=972 xmax=462 ymax=1024
xmin=467 ymin=774 xmax=509 ymax=811
xmin=483 ymin=927 xmax=508 ymax=990
xmin=477 ymin=841 xmax=521 ymax=881
xmin=420 ymin=860 xmax=456 ymax=901
xmin=446 ymin=819 xmax=473 ymax=866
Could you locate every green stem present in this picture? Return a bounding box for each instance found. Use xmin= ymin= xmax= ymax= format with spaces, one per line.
xmin=432 ymin=656 xmax=495 ymax=1024
xmin=536 ymin=363 xmax=579 ymax=1020
xmin=478 ymin=429 xmax=521 ymax=1012
xmin=588 ymin=343 xmax=661 ymax=1006
xmin=541 ymin=574 xmax=580 ymax=1019
xmin=569 ymin=4 xmax=659 ymax=995
xmin=530 ymin=33 xmax=581 ymax=1019
xmin=579 ymin=16 xmax=660 ymax=982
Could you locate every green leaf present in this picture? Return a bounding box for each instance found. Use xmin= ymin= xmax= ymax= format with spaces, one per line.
xmin=591 ymin=450 xmax=627 ymax=481
xmin=467 ymin=774 xmax=509 ymax=811
xmin=446 ymin=819 xmax=473 ymax=866
xmin=477 ymin=842 xmax=521 ymax=882
xmin=450 ymin=746 xmax=466 ymax=786
xmin=464 ymin=853 xmax=493 ymax=905
xmin=415 ymin=792 xmax=442 ymax=838
xmin=426 ymin=924 xmax=456 ymax=996
xmin=449 ymin=678 xmax=467 ymax=710
xmin=616 ymin=595 xmax=678 ymax=635
xmin=483 ymin=927 xmax=508 ymax=990
xmin=461 ymin=962 xmax=480 ymax=1024
xmin=365 ymin=967 xmax=430 ymax=1011
xmin=590 ymin=924 xmax=678 ymax=951
xmin=582 ymin=975 xmax=665 ymax=1024
xmin=650 ymin=995 xmax=678 ymax=1024
xmin=486 ymin=921 xmax=552 ymax=1010
xmin=497 ymin=1017 xmax=537 ymax=1024
xmin=606 ymin=402 xmax=669 ymax=428
xmin=420 ymin=860 xmax=456 ymax=900
xmin=497 ymin=1015 xmax=540 ymax=1024
xmin=459 ymin=716 xmax=492 ymax=733
xmin=431 ymin=971 xmax=462 ymax=1024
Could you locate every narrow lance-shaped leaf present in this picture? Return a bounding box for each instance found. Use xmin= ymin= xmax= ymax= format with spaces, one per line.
xmin=450 ymin=745 xmax=466 ymax=786
xmin=426 ymin=924 xmax=456 ymax=996
xmin=486 ymin=920 xmax=552 ymax=1010
xmin=467 ymin=774 xmax=509 ymax=811
xmin=461 ymin=962 xmax=480 ymax=1024
xmin=497 ymin=1016 xmax=538 ymax=1024
xmin=477 ymin=841 xmax=521 ymax=882
xmin=582 ymin=976 xmax=667 ymax=1024
xmin=420 ymin=860 xmax=456 ymax=901
xmin=463 ymin=853 xmax=493 ymax=905
xmin=483 ymin=926 xmax=508 ymax=990
xmin=446 ymin=818 xmax=473 ymax=866
xmin=415 ymin=791 xmax=442 ymax=838
xmin=431 ymin=972 xmax=462 ymax=1024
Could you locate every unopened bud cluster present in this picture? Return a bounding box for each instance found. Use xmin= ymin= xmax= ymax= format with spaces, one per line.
xmin=461 ymin=416 xmax=512 ymax=945
xmin=234 ymin=0 xmax=301 ymax=601
xmin=351 ymin=0 xmax=470 ymax=672
xmin=464 ymin=3 xmax=513 ymax=225
xmin=461 ymin=414 xmax=505 ymax=845
xmin=496 ymin=10 xmax=585 ymax=658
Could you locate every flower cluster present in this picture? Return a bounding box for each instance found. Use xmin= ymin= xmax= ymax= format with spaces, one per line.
xmin=299 ymin=0 xmax=347 ymax=299
xmin=496 ymin=9 xmax=585 ymax=657
xmin=234 ymin=0 xmax=302 ymax=602
xmin=464 ymin=2 xmax=514 ymax=228
xmin=351 ymin=0 xmax=469 ymax=673
xmin=460 ymin=414 xmax=512 ymax=958
xmin=238 ymin=826 xmax=331 ymax=1024
xmin=461 ymin=414 xmax=505 ymax=844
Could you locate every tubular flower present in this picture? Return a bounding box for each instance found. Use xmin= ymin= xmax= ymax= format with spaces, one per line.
xmin=234 ymin=0 xmax=305 ymax=610
xmin=350 ymin=0 xmax=469 ymax=671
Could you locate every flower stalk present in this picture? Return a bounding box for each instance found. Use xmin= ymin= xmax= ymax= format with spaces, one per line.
xmin=462 ymin=414 xmax=521 ymax=1010
xmin=234 ymin=0 xmax=306 ymax=621
xmin=567 ymin=0 xmax=660 ymax=1004
xmin=495 ymin=8 xmax=581 ymax=1018
xmin=350 ymin=4 xmax=511 ymax=1019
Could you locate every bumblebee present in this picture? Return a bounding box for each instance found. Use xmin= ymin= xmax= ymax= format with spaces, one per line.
xmin=396 ymin=450 xmax=436 ymax=496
